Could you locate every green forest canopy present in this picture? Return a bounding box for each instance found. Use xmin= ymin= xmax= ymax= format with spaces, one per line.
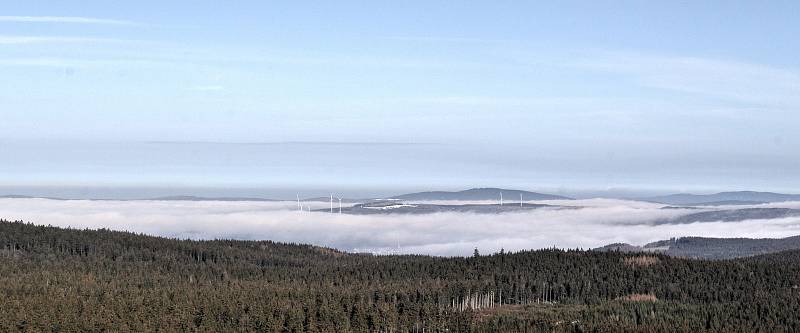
xmin=2 ymin=220 xmax=799 ymax=332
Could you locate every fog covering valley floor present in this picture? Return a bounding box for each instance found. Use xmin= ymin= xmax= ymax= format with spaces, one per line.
xmin=4 ymin=197 xmax=800 ymax=256
xmin=2 ymin=220 xmax=800 ymax=332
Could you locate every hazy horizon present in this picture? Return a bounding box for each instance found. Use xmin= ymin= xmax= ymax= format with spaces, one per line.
xmin=3 ymin=140 xmax=800 ymax=199
xmin=3 ymin=184 xmax=800 ymax=202
xmin=4 ymin=1 xmax=800 ymax=194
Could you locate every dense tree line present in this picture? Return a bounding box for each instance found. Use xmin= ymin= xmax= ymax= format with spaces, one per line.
xmin=1 ymin=219 xmax=799 ymax=332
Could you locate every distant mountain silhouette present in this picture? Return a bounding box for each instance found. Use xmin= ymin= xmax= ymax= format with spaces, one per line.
xmin=302 ymin=197 xmax=362 ymax=203
xmin=0 ymin=194 xmax=67 ymax=200
xmin=659 ymin=208 xmax=800 ymax=224
xmin=390 ymin=188 xmax=572 ymax=201
xmin=642 ymin=191 xmax=800 ymax=205
xmin=0 ymin=195 xmax=35 ymax=199
xmin=690 ymin=200 xmax=768 ymax=206
xmin=319 ymin=202 xmax=571 ymax=215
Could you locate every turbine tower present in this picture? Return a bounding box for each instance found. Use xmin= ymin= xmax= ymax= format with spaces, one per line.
xmin=330 ymin=194 xmax=334 ymax=213
xmin=520 ymin=193 xmax=523 ymax=207
xmin=296 ymin=194 xmax=301 ymax=211
xmin=338 ymin=197 xmax=343 ymax=214
xmin=500 ymin=192 xmax=503 ymax=206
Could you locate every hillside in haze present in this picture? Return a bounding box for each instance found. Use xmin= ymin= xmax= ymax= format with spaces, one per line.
xmin=391 ymin=188 xmax=572 ymax=201
xmin=318 ymin=202 xmax=567 ymax=215
xmin=3 ymin=220 xmax=800 ymax=332
xmin=596 ymin=234 xmax=800 ymax=259
xmin=661 ymin=208 xmax=800 ymax=224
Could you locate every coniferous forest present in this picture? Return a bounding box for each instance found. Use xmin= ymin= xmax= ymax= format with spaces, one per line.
xmin=2 ymin=220 xmax=800 ymax=332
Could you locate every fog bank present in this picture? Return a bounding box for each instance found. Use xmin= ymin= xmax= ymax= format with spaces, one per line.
xmin=2 ymin=198 xmax=800 ymax=256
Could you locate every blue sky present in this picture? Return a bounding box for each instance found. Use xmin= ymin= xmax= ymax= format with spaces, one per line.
xmin=2 ymin=1 xmax=800 ymax=195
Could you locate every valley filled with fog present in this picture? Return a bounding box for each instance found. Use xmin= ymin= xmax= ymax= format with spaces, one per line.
xmin=4 ymin=197 xmax=800 ymax=256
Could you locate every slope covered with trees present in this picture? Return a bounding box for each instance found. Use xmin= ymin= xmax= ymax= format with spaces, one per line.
xmin=596 ymin=235 xmax=800 ymax=260
xmin=2 ymin=220 xmax=799 ymax=332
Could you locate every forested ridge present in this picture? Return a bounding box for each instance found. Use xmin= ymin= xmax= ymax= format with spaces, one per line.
xmin=2 ymin=220 xmax=799 ymax=332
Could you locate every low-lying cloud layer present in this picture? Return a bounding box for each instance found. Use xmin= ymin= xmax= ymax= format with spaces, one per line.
xmin=2 ymin=198 xmax=800 ymax=256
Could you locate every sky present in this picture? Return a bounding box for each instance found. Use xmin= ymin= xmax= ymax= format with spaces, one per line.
xmin=2 ymin=1 xmax=800 ymax=196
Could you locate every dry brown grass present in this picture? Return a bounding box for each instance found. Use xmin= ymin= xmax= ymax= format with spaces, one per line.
xmin=622 ymin=255 xmax=660 ymax=267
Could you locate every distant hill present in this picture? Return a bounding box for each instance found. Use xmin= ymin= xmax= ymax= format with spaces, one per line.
xmin=391 ymin=188 xmax=572 ymax=201
xmin=692 ymin=200 xmax=769 ymax=206
xmin=302 ymin=197 xmax=362 ymax=203
xmin=642 ymin=191 xmax=800 ymax=205
xmin=595 ymin=234 xmax=800 ymax=260
xmin=0 ymin=195 xmax=36 ymax=199
xmin=319 ymin=202 xmax=569 ymax=215
xmin=659 ymin=208 xmax=800 ymax=224
xmin=0 ymin=194 xmax=68 ymax=200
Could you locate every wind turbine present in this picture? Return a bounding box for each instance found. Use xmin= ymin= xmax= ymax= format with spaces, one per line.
xmin=330 ymin=194 xmax=334 ymax=213
xmin=520 ymin=193 xmax=523 ymax=207
xmin=296 ymin=194 xmax=301 ymax=211
xmin=500 ymin=192 xmax=503 ymax=206
xmin=338 ymin=197 xmax=342 ymax=214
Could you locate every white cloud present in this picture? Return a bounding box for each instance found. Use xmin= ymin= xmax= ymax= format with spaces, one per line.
xmin=0 ymin=35 xmax=125 ymax=45
xmin=2 ymin=198 xmax=800 ymax=256
xmin=0 ymin=16 xmax=137 ymax=25
xmin=0 ymin=57 xmax=190 ymax=69
xmin=0 ymin=57 xmax=82 ymax=67
xmin=382 ymin=36 xmax=513 ymax=44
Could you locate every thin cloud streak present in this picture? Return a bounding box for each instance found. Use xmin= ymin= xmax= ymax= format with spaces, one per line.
xmin=382 ymin=36 xmax=514 ymax=44
xmin=0 ymin=15 xmax=138 ymax=25
xmin=0 ymin=35 xmax=126 ymax=45
xmin=0 ymin=57 xmax=197 ymax=69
